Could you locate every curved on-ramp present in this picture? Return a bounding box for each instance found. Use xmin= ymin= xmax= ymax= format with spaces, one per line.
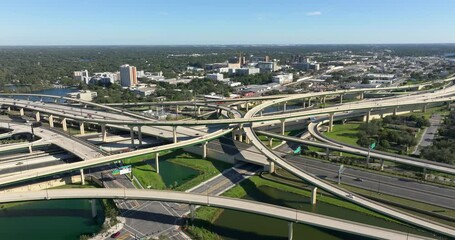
xmin=243 ymin=90 xmax=455 ymax=238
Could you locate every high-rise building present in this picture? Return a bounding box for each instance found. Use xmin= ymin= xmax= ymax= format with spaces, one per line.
xmin=73 ymin=70 xmax=90 ymax=84
xmin=120 ymin=64 xmax=138 ymax=87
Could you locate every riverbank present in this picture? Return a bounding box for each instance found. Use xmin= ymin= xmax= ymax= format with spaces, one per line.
xmin=185 ymin=173 xmax=436 ymax=240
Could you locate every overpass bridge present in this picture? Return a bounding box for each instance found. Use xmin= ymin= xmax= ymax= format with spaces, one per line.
xmin=0 ymin=188 xmax=435 ymax=240
xmin=242 ymin=85 xmax=455 ymax=238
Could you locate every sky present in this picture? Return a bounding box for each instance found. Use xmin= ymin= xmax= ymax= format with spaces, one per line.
xmin=0 ymin=0 xmax=455 ymax=45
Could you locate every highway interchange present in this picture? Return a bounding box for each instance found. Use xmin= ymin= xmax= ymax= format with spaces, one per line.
xmin=0 ymin=77 xmax=455 ymax=239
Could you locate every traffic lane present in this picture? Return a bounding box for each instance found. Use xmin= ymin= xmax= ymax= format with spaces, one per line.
xmin=285 ymin=156 xmax=455 ymax=210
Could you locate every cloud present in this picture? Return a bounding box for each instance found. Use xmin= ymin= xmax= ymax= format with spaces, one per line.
xmin=306 ymin=11 xmax=322 ymax=16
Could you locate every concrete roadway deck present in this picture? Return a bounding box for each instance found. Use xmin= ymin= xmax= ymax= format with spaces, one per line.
xmin=0 ymin=188 xmax=434 ymax=240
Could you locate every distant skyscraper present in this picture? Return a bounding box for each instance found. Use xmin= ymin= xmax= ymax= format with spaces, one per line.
xmin=120 ymin=64 xmax=137 ymax=87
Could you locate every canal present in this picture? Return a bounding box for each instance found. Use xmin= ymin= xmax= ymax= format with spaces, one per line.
xmin=205 ymin=179 xmax=436 ymax=240
xmin=0 ymin=199 xmax=104 ymax=240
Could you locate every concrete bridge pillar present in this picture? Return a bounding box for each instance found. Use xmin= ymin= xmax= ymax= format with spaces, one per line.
xmin=155 ymin=152 xmax=160 ymax=174
xmin=137 ymin=126 xmax=143 ymax=145
xmin=35 ymin=112 xmax=40 ymax=122
xmin=232 ymin=132 xmax=236 ymax=141
xmin=422 ymin=104 xmax=428 ymax=113
xmin=322 ymin=95 xmax=326 ymax=104
xmin=325 ymin=148 xmax=330 ymax=159
xmin=79 ymin=122 xmax=85 ymax=135
xmin=238 ymin=134 xmax=243 ymax=142
xmin=269 ymin=137 xmax=274 ymax=147
xmin=288 ymin=222 xmax=294 ymax=240
xmin=19 ymin=108 xmax=24 ymax=116
xmin=197 ymin=106 xmax=201 ymax=115
xmin=380 ymin=159 xmax=385 ymax=171
xmin=393 ymin=107 xmax=398 ymax=116
xmin=280 ymin=119 xmax=286 ymax=135
xmin=6 ymin=106 xmax=10 ymax=112
xmin=340 ymin=94 xmax=344 ymax=104
xmin=101 ymin=124 xmax=107 ymax=142
xmin=202 ymin=141 xmax=208 ymax=159
xmin=28 ymin=145 xmax=33 ymax=154
xmin=311 ymin=187 xmax=318 ymax=204
xmin=364 ymin=110 xmax=371 ymax=123
xmin=129 ymin=126 xmax=135 ymax=145
xmin=48 ymin=115 xmax=54 ymax=128
xmin=302 ymin=99 xmax=306 ymax=108
xmin=268 ymin=160 xmax=275 ymax=173
xmin=308 ymin=97 xmax=311 ymax=106
xmin=245 ymin=136 xmax=250 ymax=144
xmin=447 ymin=101 xmax=452 ymax=110
xmin=54 ymin=99 xmax=58 ymax=103
xmin=283 ymin=101 xmax=287 ymax=113
xmin=360 ymin=92 xmax=364 ymax=100
xmin=80 ymin=169 xmax=85 ymax=185
xmin=246 ymin=102 xmax=249 ymax=112
xmin=329 ymin=113 xmax=334 ymax=132
xmin=173 ymin=126 xmax=178 ymax=143
xmin=61 ymin=118 xmax=67 ymax=132
xmin=189 ymin=204 xmax=195 ymax=221
xmin=91 ymin=199 xmax=97 ymax=218
xmin=260 ymin=110 xmax=263 ymax=117
xmin=176 ymin=105 xmax=180 ymax=114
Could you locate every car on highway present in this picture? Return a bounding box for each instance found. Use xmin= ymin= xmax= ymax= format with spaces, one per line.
xmin=354 ymin=177 xmax=363 ymax=182
xmin=110 ymin=231 xmax=121 ymax=238
xmin=346 ymin=194 xmax=355 ymax=199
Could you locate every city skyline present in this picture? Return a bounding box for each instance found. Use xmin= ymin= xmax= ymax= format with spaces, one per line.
xmin=1 ymin=0 xmax=455 ymax=45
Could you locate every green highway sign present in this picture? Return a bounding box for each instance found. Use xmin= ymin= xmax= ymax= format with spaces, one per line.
xmin=370 ymin=142 xmax=376 ymax=150
xmin=294 ymin=146 xmax=301 ymax=154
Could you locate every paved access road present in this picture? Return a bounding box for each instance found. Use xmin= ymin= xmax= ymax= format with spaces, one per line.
xmin=413 ymin=114 xmax=443 ymax=155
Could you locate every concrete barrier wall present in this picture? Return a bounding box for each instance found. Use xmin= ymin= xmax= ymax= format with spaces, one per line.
xmin=0 ymin=175 xmax=82 ymax=193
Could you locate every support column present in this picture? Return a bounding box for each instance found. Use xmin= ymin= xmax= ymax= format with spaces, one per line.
xmin=246 ymin=102 xmax=249 ymax=111
xmin=19 ymin=108 xmax=24 ymax=116
xmin=189 ymin=204 xmax=195 ymax=221
xmin=245 ymin=136 xmax=250 ymax=144
xmin=232 ymin=132 xmax=236 ymax=141
xmin=283 ymin=101 xmax=287 ymax=112
xmin=365 ymin=110 xmax=371 ymax=123
xmin=61 ymin=118 xmax=67 ymax=132
xmin=268 ymin=160 xmax=275 ymax=173
xmin=6 ymin=106 xmax=11 ymax=112
xmin=137 ymin=126 xmax=143 ymax=145
xmin=80 ymin=169 xmax=85 ymax=185
xmin=269 ymin=138 xmax=274 ymax=147
xmin=260 ymin=110 xmax=263 ymax=117
xmin=238 ymin=134 xmax=243 ymax=142
xmin=202 ymin=141 xmax=208 ymax=159
xmin=129 ymin=126 xmax=135 ymax=145
xmin=302 ymin=99 xmax=306 ymax=108
xmin=288 ymin=222 xmax=294 ymax=240
xmin=280 ymin=119 xmax=285 ymax=135
xmin=173 ymin=126 xmax=178 ymax=143
xmin=322 ymin=96 xmax=326 ymax=104
xmin=380 ymin=159 xmax=385 ymax=171
xmin=28 ymin=145 xmax=33 ymax=153
xmin=422 ymin=104 xmax=428 ymax=113
xmin=91 ymin=200 xmax=97 ymax=218
xmin=325 ymin=148 xmax=330 ymax=160
xmin=79 ymin=122 xmax=85 ymax=135
xmin=48 ymin=115 xmax=54 ymax=128
xmin=447 ymin=101 xmax=451 ymax=110
xmin=311 ymin=187 xmax=318 ymax=204
xmin=393 ymin=107 xmax=398 ymax=116
xmin=308 ymin=97 xmax=311 ymax=106
xmin=197 ymin=106 xmax=201 ymax=115
xmin=360 ymin=92 xmax=364 ymax=100
xmin=329 ymin=113 xmax=334 ymax=132
xmin=155 ymin=152 xmax=160 ymax=174
xmin=35 ymin=112 xmax=40 ymax=122
xmin=340 ymin=94 xmax=343 ymax=104
xmin=101 ymin=124 xmax=107 ymax=142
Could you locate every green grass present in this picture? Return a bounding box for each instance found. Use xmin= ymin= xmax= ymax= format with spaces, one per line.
xmin=257 ymin=135 xmax=282 ymax=148
xmin=192 ymin=175 xmax=399 ymax=228
xmin=122 ymin=153 xmax=166 ymax=190
xmin=123 ymin=150 xmax=232 ymax=191
xmin=164 ymin=151 xmax=232 ymax=191
xmin=323 ymin=123 xmax=361 ymax=146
